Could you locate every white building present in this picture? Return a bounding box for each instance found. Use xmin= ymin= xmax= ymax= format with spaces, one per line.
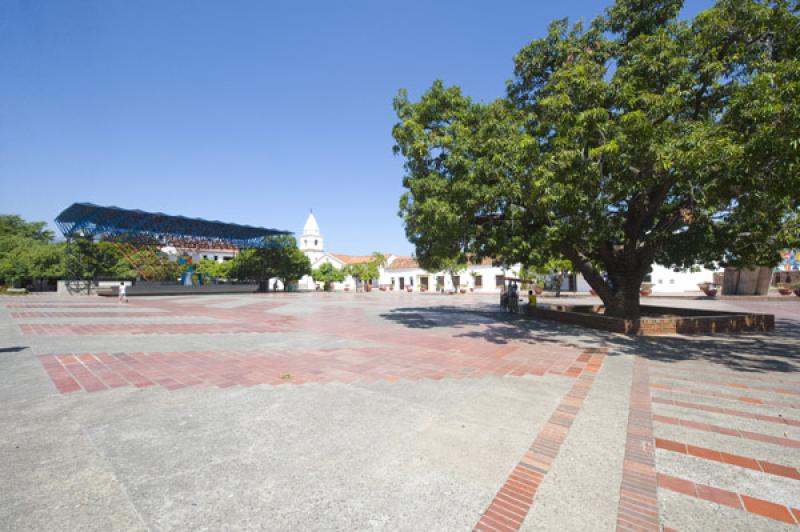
xmin=383 ymin=256 xmax=519 ymax=293
xmin=294 ymin=212 xmax=719 ymax=294
xmin=298 ymin=212 xmax=391 ymax=291
xmin=160 ymin=245 xmax=236 ymax=264
xmin=647 ymin=264 xmax=717 ymax=293
xmin=297 ymin=212 xmax=525 ymax=293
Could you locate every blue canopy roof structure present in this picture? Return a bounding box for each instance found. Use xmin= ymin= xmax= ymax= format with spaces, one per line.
xmin=55 ymin=203 xmax=290 ymax=249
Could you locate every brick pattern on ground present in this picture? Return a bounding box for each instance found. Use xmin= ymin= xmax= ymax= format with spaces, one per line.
xmin=657 ymin=473 xmax=800 ymax=525
xmin=648 ymin=358 xmax=800 ymax=527
xmin=615 ymin=357 xmax=660 ymax=531
xmin=654 ymin=437 xmax=800 ymax=480
xmin=650 ymin=382 xmax=800 ymax=411
xmin=10 ymin=295 xmax=800 ymax=529
xmin=474 ymin=349 xmax=606 ymax=532
xmin=11 ymin=311 xmax=168 ymax=318
xmin=38 ymin=344 xmax=595 ymax=394
xmin=22 ymin=298 xmax=595 ymax=393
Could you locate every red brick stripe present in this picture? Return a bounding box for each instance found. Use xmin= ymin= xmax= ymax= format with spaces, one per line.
xmin=657 ymin=473 xmax=800 ymax=525
xmin=11 ymin=311 xmax=167 ymax=318
xmin=616 ymin=357 xmax=660 ymax=532
xmin=649 ymin=372 xmax=800 ymax=397
xmin=649 ymin=364 xmax=800 ymax=386
xmin=650 ymin=383 xmax=800 ymax=411
xmin=652 ymin=414 xmax=800 ymax=449
xmin=652 ymin=396 xmax=800 ymax=427
xmin=474 ymin=350 xmax=606 ymax=532
xmin=654 ymin=438 xmax=800 ymax=480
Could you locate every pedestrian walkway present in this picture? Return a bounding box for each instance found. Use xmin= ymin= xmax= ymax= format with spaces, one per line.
xmin=0 ymin=292 xmax=797 ymax=530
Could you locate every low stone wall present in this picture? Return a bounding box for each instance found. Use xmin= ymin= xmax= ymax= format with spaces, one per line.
xmin=97 ymin=283 xmax=260 ymax=297
xmin=524 ymin=304 xmax=774 ymax=336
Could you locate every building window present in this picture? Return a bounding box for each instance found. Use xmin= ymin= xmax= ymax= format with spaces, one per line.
xmin=436 ymin=276 xmax=444 ymax=290
xmin=496 ymin=275 xmax=504 ymax=288
xmin=214 ymin=255 xmax=218 ymax=261
xmin=453 ymin=275 xmax=460 ymax=288
xmin=314 ymin=239 xmax=318 ymax=246
xmin=474 ymin=275 xmax=482 ymax=288
xmin=203 ymin=255 xmax=208 ymax=260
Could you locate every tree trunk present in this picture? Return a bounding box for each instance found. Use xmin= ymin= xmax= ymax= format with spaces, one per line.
xmin=563 ymin=248 xmax=652 ymax=320
xmin=601 ymin=280 xmax=642 ymax=319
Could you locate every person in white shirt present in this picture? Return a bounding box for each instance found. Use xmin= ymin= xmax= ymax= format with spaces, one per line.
xmin=118 ymin=282 xmax=128 ymax=303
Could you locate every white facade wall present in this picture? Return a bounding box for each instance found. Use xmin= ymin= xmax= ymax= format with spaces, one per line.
xmin=385 ymin=264 xmax=519 ymax=293
xmin=648 ymin=264 xmax=717 ymax=293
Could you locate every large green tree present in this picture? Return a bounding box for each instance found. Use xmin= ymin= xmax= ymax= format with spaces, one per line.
xmin=393 ymin=0 xmax=800 ymax=318
xmin=311 ymin=262 xmax=345 ymax=291
xmin=0 ymin=215 xmax=65 ymax=287
xmin=343 ymin=252 xmax=387 ymax=290
xmin=229 ymin=235 xmax=311 ymax=290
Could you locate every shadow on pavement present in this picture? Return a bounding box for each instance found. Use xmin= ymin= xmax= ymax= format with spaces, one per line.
xmin=380 ymin=306 xmax=800 ymax=375
xmin=0 ymin=346 xmax=28 ymax=353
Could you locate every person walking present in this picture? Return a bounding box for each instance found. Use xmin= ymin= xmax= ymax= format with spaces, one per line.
xmin=508 ymin=282 xmax=519 ymax=313
xmin=118 ymin=281 xmax=128 ymax=303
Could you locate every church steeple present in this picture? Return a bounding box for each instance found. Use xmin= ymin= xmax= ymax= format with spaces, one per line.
xmin=300 ymin=211 xmax=323 ymax=252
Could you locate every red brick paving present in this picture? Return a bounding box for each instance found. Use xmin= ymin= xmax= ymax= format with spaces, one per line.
xmin=474 ymin=350 xmax=606 ymax=532
xmin=657 ymin=473 xmax=800 ymax=525
xmin=649 ymin=371 xmax=800 ymax=398
xmin=652 ymin=414 xmax=800 ymax=448
xmin=14 ymin=296 xmax=800 ymax=528
xmin=651 ymin=396 xmax=800 ymax=427
xmin=39 ymin=343 xmax=594 ymax=394
xmin=650 ymin=383 xmax=800 ymax=411
xmin=616 ymin=357 xmax=660 ymax=532
xmin=647 ymin=358 xmax=800 ymax=529
xmin=5 ymin=303 xmax=119 ymax=308
xmin=11 ymin=311 xmax=168 ymax=318
xmin=20 ymin=320 xmax=294 ymax=336
xmin=654 ymin=437 xmax=800 ymax=480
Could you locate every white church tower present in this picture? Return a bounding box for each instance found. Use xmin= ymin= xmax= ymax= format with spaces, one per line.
xmin=299 ymin=211 xmax=324 ymax=263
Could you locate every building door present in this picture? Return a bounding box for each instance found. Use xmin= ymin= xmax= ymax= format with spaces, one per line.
xmin=436 ymin=276 xmax=444 ymax=291
xmin=452 ymin=275 xmax=460 ymax=290
xmin=399 ymin=277 xmax=404 ymax=290
xmin=420 ymin=276 xmax=429 ymax=290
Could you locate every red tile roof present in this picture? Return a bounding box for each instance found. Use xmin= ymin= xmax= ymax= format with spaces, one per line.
xmin=331 ymin=254 xmax=375 ymax=265
xmin=386 ymin=257 xmax=419 ymax=270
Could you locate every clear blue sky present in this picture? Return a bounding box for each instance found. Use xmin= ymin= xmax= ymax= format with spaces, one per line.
xmin=0 ymin=0 xmax=712 ymax=255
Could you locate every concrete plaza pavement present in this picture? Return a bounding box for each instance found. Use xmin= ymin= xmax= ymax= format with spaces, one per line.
xmin=0 ymin=291 xmax=798 ymax=531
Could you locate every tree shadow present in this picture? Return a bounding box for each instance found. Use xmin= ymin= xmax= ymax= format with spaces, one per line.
xmin=606 ymin=319 xmax=800 ymax=374
xmin=380 ymin=305 xmax=615 ymax=347
xmin=379 ymin=305 xmax=800 ymax=374
xmin=0 ymin=346 xmax=28 ymax=353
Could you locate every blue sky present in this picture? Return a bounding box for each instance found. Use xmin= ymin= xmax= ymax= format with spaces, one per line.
xmin=0 ymin=0 xmax=712 ymax=255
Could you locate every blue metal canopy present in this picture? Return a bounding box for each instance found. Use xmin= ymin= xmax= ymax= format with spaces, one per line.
xmin=55 ymin=203 xmax=290 ymax=249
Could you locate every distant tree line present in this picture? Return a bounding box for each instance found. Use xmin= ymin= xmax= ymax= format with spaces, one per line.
xmin=0 ymin=214 xmax=312 ymax=291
